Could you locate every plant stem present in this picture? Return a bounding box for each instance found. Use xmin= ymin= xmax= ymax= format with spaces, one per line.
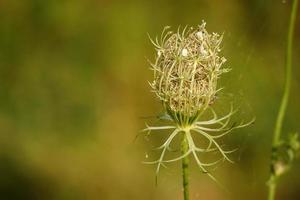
xmin=268 ymin=182 xmax=276 ymax=200
xmin=273 ymin=0 xmax=298 ymax=145
xmin=268 ymin=0 xmax=298 ymax=199
xmin=182 ymin=131 xmax=190 ymax=200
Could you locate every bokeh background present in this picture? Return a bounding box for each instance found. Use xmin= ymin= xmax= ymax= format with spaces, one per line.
xmin=0 ymin=0 xmax=299 ymax=199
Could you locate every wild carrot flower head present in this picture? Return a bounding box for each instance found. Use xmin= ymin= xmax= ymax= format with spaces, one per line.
xmin=149 ymin=21 xmax=229 ymax=126
xmin=144 ymin=21 xmax=254 ymax=185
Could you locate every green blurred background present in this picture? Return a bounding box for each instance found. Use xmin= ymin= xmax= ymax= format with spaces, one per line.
xmin=0 ymin=0 xmax=299 ymax=199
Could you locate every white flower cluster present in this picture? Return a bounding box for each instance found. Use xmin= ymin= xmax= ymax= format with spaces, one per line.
xmin=149 ymin=21 xmax=229 ymax=126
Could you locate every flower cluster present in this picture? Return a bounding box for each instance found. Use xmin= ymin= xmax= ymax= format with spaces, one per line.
xmin=149 ymin=21 xmax=229 ymax=126
xmin=144 ymin=21 xmax=254 ymax=185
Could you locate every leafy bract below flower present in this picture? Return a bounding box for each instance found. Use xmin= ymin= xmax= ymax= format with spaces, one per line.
xmin=144 ymin=21 xmax=254 ymax=184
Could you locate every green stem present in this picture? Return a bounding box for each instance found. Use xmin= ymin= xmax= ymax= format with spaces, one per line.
xmin=268 ymin=0 xmax=298 ymax=199
xmin=182 ymin=131 xmax=189 ymax=200
xmin=273 ymin=0 xmax=298 ymax=145
xmin=268 ymin=180 xmax=276 ymax=200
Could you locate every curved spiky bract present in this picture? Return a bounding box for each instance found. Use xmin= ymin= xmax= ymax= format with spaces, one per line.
xmin=143 ymin=107 xmax=255 ymax=183
xmin=149 ymin=21 xmax=229 ymax=126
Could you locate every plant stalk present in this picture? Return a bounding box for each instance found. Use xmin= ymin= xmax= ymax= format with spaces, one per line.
xmin=182 ymin=131 xmax=190 ymax=200
xmin=268 ymin=0 xmax=298 ymax=199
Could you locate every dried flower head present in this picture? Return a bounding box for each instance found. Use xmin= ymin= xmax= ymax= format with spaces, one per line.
xmin=149 ymin=21 xmax=229 ymax=126
xmin=144 ymin=21 xmax=254 ymax=187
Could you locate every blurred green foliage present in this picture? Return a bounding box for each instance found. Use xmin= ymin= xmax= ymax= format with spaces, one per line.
xmin=0 ymin=0 xmax=299 ymax=199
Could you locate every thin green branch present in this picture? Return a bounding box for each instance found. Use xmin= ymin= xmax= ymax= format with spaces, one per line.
xmin=273 ymin=0 xmax=298 ymax=145
xmin=268 ymin=0 xmax=298 ymax=199
xmin=181 ymin=131 xmax=190 ymax=200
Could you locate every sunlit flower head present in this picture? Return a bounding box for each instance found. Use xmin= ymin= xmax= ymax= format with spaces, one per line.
xmin=149 ymin=21 xmax=229 ymax=126
xmin=144 ymin=21 xmax=254 ymax=186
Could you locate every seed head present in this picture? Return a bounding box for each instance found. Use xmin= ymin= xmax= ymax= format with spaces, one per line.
xmin=149 ymin=21 xmax=229 ymax=125
xmin=144 ymin=22 xmax=254 ymax=185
